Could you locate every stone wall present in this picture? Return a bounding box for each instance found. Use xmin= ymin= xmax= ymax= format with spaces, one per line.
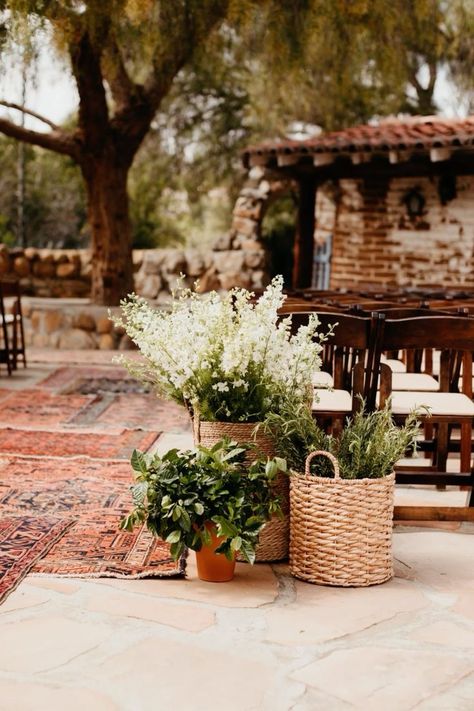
xmin=4 ymin=169 xmax=473 ymax=302
xmin=21 ymin=300 xmax=127 ymax=351
xmin=0 ymin=240 xmax=269 ymax=301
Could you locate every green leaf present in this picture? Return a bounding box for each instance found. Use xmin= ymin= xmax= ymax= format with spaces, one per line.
xmin=221 ymin=447 xmax=246 ymax=462
xmin=213 ymin=516 xmax=239 ymax=539
xmin=161 ymin=495 xmax=172 ymax=510
xmin=170 ymin=540 xmax=185 ymax=560
xmin=265 ymin=460 xmax=278 ymax=478
xmin=200 ymin=525 xmax=212 ymax=546
xmin=194 ymin=502 xmax=204 ymax=515
xmin=239 ymin=538 xmax=256 ymax=564
xmin=274 ymin=456 xmax=287 ymax=472
xmin=131 ymin=449 xmax=148 ymax=475
xmin=131 ymin=481 xmax=147 ymax=507
xmin=180 ymin=508 xmax=192 ymax=532
xmin=230 ymin=536 xmax=242 ymax=552
xmin=119 ymin=514 xmax=134 ymax=532
xmin=166 ymin=530 xmax=181 ymax=544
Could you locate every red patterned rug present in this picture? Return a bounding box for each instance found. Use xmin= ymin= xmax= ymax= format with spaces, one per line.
xmin=0 ymin=390 xmax=95 ymax=429
xmin=0 ymin=457 xmax=185 ymax=579
xmin=38 ymin=366 xmax=129 ymax=391
xmin=0 ymin=428 xmax=159 ymax=459
xmin=0 ymin=515 xmax=73 ymax=604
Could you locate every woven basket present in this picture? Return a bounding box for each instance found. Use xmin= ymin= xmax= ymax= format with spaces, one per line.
xmin=194 ymin=419 xmax=289 ymax=562
xmin=290 ymin=451 xmax=395 ymax=587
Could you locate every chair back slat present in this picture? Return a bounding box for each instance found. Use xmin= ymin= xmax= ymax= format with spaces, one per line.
xmin=286 ymin=311 xmax=381 ymax=410
xmin=381 ymin=316 xmax=474 ymax=352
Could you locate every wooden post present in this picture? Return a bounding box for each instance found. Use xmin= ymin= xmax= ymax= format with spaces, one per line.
xmin=293 ymin=178 xmax=316 ymax=288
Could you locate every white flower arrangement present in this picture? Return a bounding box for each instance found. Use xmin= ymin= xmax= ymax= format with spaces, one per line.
xmin=112 ymin=276 xmax=328 ymax=423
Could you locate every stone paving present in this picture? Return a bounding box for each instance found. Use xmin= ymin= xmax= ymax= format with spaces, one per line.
xmin=1 ymin=351 xmax=474 ymax=711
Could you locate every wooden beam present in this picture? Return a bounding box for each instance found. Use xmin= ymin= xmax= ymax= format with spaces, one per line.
xmin=313 ymin=153 xmax=334 ymax=166
xmin=277 ymin=154 xmax=301 ymax=167
xmin=430 ymin=147 xmax=451 ymax=162
xmin=292 ymin=178 xmax=316 ymax=289
xmin=394 ymin=506 xmax=474 ymax=522
xmin=351 ymin=152 xmax=370 ymax=165
xmin=248 ymin=154 xmax=270 ymax=167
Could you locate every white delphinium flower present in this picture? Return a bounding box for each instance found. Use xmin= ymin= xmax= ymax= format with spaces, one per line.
xmin=112 ymin=275 xmax=328 ymax=422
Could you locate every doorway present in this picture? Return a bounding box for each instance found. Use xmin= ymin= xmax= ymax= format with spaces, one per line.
xmin=261 ymin=193 xmax=297 ymax=289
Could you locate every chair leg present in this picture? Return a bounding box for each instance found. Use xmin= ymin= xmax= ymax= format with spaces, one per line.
xmin=424 ymin=421 xmax=434 ymax=461
xmin=434 ymin=422 xmax=449 ymax=473
xmin=460 ymin=421 xmax=472 ymax=473
xmin=11 ymin=323 xmax=18 ymax=370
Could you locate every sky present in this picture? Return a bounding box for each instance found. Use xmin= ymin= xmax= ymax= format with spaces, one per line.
xmin=0 ymin=48 xmax=469 ymax=133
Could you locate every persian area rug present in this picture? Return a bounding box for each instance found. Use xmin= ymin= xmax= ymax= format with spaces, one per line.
xmin=0 ymin=457 xmax=184 ymax=580
xmin=0 ymin=515 xmax=73 ymax=604
xmin=0 ymin=428 xmax=159 ymax=459
xmin=38 ymin=366 xmax=130 ymax=391
xmin=0 ymin=389 xmax=95 ymax=429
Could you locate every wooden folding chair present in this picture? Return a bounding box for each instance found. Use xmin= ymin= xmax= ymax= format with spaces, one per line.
xmin=377 ymin=315 xmax=474 ymax=522
xmin=288 ymin=311 xmax=383 ymax=432
xmin=0 ymin=278 xmax=27 ymax=370
xmin=0 ymin=282 xmax=12 ymax=375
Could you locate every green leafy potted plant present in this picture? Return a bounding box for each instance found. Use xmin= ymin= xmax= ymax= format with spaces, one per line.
xmin=113 ymin=275 xmax=328 ymax=562
xmin=265 ymin=399 xmax=420 ymax=587
xmin=120 ymin=439 xmax=287 ymax=582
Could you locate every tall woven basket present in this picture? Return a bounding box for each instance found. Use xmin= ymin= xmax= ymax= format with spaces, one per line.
xmin=194 ymin=419 xmax=289 ymax=562
xmin=290 ymin=451 xmax=395 ymax=587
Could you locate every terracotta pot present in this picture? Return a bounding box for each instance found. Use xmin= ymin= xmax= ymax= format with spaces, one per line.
xmin=193 ymin=420 xmax=289 ymax=563
xmin=195 ymin=522 xmax=236 ymax=583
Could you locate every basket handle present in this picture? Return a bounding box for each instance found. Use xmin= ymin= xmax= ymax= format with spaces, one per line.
xmin=305 ymin=450 xmax=340 ymax=479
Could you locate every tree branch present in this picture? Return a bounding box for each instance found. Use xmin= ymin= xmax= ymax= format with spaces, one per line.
xmin=102 ymin=35 xmax=138 ymax=113
xmin=108 ymin=1 xmax=230 ymax=156
xmin=142 ymin=1 xmax=230 ymax=110
xmin=0 ymin=117 xmax=78 ymax=159
xmin=0 ymin=101 xmax=59 ymax=130
xmin=427 ymin=61 xmax=438 ymax=94
xmin=69 ymin=30 xmax=110 ymax=151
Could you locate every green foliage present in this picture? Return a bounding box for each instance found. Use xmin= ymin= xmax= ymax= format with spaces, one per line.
xmin=264 ymin=399 xmax=421 ymax=479
xmin=0 ymin=213 xmax=15 ymax=245
xmin=334 ymin=401 xmax=421 ymax=479
xmin=0 ymin=135 xmax=87 ymax=248
xmin=120 ymin=438 xmax=287 ymax=563
xmin=263 ymin=399 xmax=335 ymax=476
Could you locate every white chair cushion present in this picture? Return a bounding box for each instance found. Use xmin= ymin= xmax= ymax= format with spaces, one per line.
xmin=387 ymin=391 xmax=474 ymax=417
xmin=313 ymin=389 xmax=352 ymax=413
xmin=312 ymin=371 xmax=334 ymax=388
xmin=381 ymin=356 xmax=406 ymax=372
xmin=391 ymin=373 xmax=439 ymax=392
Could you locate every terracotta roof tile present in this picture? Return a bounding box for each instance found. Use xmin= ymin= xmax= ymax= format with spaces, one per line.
xmin=244 ymin=116 xmax=474 ymax=161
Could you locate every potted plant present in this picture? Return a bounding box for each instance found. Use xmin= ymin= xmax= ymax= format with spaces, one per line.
xmin=264 ymin=399 xmax=420 ymax=587
xmin=113 ymin=275 xmax=328 ymax=561
xmin=120 ymin=438 xmax=287 ymax=582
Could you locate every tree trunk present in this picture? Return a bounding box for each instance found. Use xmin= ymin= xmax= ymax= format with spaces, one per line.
xmin=82 ymin=155 xmax=134 ymax=306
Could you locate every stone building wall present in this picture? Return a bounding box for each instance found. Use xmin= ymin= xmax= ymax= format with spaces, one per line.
xmin=0 ymin=242 xmax=269 ymax=302
xmin=327 ymin=174 xmax=474 ymax=289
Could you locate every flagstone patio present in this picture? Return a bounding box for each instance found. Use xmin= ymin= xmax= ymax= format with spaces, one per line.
xmin=1 ymin=351 xmax=474 ymax=711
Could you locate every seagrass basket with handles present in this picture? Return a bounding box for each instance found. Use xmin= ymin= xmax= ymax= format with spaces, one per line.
xmin=290 ymin=450 xmax=395 ymax=587
xmin=193 ymin=418 xmax=289 ymax=562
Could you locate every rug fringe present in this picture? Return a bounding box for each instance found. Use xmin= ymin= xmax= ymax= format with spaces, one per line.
xmin=29 ymin=550 xmax=188 ymax=580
